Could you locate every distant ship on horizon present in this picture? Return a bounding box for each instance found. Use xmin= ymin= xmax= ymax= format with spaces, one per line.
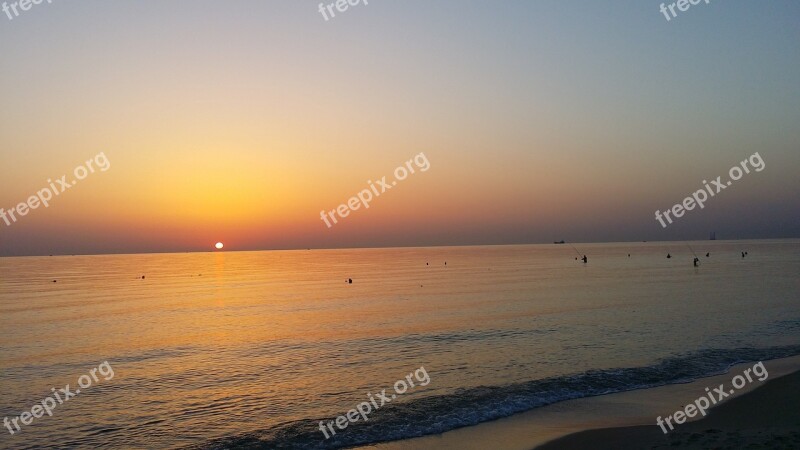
xmin=710 ymin=231 xmax=716 ymax=240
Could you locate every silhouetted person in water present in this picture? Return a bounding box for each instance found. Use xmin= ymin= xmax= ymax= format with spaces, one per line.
xmin=693 ymin=257 xmax=699 ymax=267
xmin=667 ymin=253 xmax=671 ymax=259
xmin=347 ymin=278 xmax=353 ymax=284
xmin=706 ymin=253 xmax=710 ymax=257
xmin=582 ymin=255 xmax=587 ymax=263
xmin=742 ymin=252 xmax=746 ymax=258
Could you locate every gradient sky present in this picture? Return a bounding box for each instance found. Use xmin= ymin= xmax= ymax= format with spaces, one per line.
xmin=1 ymin=0 xmax=798 ymax=256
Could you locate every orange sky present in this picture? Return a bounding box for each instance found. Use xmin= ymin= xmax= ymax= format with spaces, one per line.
xmin=1 ymin=2 xmax=799 ymax=256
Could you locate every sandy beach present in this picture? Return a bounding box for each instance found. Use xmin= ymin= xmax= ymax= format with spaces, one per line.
xmin=538 ymin=364 xmax=800 ymax=449
xmin=359 ymin=356 xmax=800 ymax=450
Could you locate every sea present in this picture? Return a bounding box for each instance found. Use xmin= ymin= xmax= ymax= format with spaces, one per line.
xmin=1 ymin=240 xmax=798 ymax=449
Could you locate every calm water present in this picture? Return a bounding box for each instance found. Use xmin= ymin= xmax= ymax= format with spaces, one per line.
xmin=1 ymin=240 xmax=799 ymax=449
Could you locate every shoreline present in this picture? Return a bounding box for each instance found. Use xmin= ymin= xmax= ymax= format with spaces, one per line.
xmin=356 ymin=355 xmax=800 ymax=450
xmin=537 ymin=364 xmax=800 ymax=449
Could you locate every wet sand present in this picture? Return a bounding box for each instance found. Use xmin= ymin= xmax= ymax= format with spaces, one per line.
xmin=358 ymin=356 xmax=800 ymax=450
xmin=538 ymin=367 xmax=800 ymax=449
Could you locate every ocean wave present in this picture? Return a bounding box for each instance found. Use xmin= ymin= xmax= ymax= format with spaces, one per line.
xmin=194 ymin=345 xmax=800 ymax=450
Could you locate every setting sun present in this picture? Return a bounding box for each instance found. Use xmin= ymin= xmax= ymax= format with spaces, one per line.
xmin=215 ymin=242 xmax=224 ymax=250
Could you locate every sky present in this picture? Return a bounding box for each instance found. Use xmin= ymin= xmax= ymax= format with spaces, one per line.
xmin=0 ymin=0 xmax=798 ymax=256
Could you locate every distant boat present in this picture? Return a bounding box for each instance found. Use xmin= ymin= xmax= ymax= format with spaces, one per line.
xmin=710 ymin=232 xmax=716 ymax=240
xmin=554 ymin=240 xmax=565 ymax=244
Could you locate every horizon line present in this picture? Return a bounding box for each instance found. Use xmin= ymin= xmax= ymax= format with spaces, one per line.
xmin=1 ymin=237 xmax=798 ymax=259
